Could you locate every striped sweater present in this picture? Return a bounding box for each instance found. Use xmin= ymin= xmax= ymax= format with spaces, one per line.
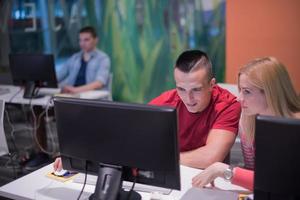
xmin=240 ymin=131 xmax=255 ymax=170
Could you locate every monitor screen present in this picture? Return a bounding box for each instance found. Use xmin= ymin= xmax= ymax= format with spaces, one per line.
xmin=254 ymin=115 xmax=300 ymax=200
xmin=9 ymin=54 xmax=58 ymax=98
xmin=54 ymin=98 xmax=180 ymax=199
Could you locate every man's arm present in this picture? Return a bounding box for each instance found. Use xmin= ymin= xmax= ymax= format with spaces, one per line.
xmin=93 ymin=56 xmax=110 ymax=87
xmin=180 ymin=129 xmax=236 ymax=169
xmin=57 ymin=57 xmax=73 ymax=82
xmin=63 ymin=80 xmax=103 ymax=94
xmin=75 ymin=80 xmax=103 ymax=92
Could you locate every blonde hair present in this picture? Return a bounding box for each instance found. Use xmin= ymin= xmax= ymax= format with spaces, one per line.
xmin=238 ymin=57 xmax=300 ymax=142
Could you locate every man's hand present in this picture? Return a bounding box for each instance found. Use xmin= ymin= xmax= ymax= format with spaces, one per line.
xmin=62 ymin=86 xmax=78 ymax=94
xmin=53 ymin=157 xmax=63 ymax=171
xmin=62 ymin=81 xmax=103 ymax=94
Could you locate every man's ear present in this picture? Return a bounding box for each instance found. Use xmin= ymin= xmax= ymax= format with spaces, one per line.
xmin=210 ymin=78 xmax=216 ymax=88
xmin=95 ymin=37 xmax=99 ymax=44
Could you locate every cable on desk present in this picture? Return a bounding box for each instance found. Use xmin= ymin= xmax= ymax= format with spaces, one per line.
xmin=3 ymin=95 xmax=56 ymax=180
xmin=44 ymin=97 xmax=57 ymax=153
xmin=5 ymin=106 xmax=46 ymax=137
xmin=5 ymin=95 xmax=56 ymax=156
xmin=4 ymin=100 xmax=54 ymax=174
xmin=28 ymin=91 xmax=34 ymax=108
xmin=1 ymin=152 xmax=19 ymax=179
xmin=30 ymin=96 xmax=56 ymax=155
xmin=8 ymin=87 xmax=23 ymax=103
xmin=7 ymin=153 xmax=18 ymax=179
xmin=4 ymin=110 xmax=20 ymax=179
xmin=4 ymin=110 xmax=19 ymax=152
xmin=21 ymin=104 xmax=37 ymax=150
xmin=77 ymin=161 xmax=88 ymax=200
xmin=5 ymin=100 xmax=48 ymax=146
xmin=127 ymin=168 xmax=138 ymax=200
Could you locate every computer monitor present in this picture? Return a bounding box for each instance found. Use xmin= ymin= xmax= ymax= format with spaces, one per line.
xmin=254 ymin=115 xmax=300 ymax=200
xmin=9 ymin=54 xmax=58 ymax=99
xmin=54 ymin=98 xmax=180 ymax=200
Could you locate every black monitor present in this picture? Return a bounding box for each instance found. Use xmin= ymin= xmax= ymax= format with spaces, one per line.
xmin=254 ymin=115 xmax=300 ymax=200
xmin=9 ymin=54 xmax=58 ymax=99
xmin=54 ymin=98 xmax=180 ymax=200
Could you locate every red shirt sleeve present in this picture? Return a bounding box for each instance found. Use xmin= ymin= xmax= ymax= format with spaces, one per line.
xmin=148 ymin=89 xmax=178 ymax=107
xmin=212 ymin=100 xmax=241 ymax=134
xmin=149 ymin=94 xmax=165 ymax=105
xmin=232 ymin=167 xmax=254 ymax=191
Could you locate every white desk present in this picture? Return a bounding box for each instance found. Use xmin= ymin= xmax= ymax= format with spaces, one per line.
xmin=0 ymin=84 xmax=110 ymax=107
xmin=0 ymin=85 xmax=54 ymax=106
xmin=0 ymin=164 xmax=249 ymax=200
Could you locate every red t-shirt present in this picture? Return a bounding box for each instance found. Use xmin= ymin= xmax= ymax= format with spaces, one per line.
xmin=149 ymin=85 xmax=241 ymax=152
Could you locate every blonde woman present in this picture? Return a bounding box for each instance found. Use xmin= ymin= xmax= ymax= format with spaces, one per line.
xmin=192 ymin=57 xmax=300 ymax=190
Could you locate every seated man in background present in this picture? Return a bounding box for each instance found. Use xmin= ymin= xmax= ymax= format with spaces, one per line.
xmin=57 ymin=26 xmax=110 ymax=94
xmin=149 ymin=49 xmax=241 ymax=169
xmin=53 ymin=49 xmax=240 ymax=171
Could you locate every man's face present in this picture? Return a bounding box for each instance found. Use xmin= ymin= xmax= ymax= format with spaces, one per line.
xmin=79 ymin=32 xmax=98 ymax=52
xmin=174 ymin=67 xmax=215 ymax=113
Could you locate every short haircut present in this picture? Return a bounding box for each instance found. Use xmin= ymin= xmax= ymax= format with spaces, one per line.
xmin=79 ymin=26 xmax=97 ymax=38
xmin=175 ymin=49 xmax=214 ymax=81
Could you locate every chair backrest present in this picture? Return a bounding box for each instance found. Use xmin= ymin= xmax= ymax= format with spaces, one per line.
xmin=0 ymin=99 xmax=9 ymax=156
xmin=217 ymin=83 xmax=238 ymax=97
xmin=107 ymin=73 xmax=113 ymax=101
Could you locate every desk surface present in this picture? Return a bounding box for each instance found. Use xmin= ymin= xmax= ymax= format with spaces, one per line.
xmin=0 ymin=85 xmax=110 ymax=106
xmin=0 ymin=164 xmax=248 ymax=200
xmin=0 ymin=85 xmax=53 ymax=106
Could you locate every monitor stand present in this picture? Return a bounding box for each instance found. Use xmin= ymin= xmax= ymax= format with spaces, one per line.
xmin=23 ymin=81 xmax=43 ymax=99
xmin=89 ymin=164 xmax=141 ymax=200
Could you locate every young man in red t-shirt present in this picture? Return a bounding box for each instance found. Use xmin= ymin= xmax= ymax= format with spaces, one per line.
xmin=149 ymin=50 xmax=241 ymax=169
xmin=53 ymin=50 xmax=241 ymax=171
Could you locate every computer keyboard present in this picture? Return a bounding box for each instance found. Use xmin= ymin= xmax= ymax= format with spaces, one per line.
xmin=73 ymin=173 xmax=172 ymax=195
xmin=53 ymin=90 xmax=109 ymax=99
xmin=38 ymin=88 xmax=61 ymax=96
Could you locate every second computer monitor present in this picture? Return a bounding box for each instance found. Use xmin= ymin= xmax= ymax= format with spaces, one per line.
xmin=9 ymin=54 xmax=58 ymax=99
xmin=254 ymin=115 xmax=300 ymax=200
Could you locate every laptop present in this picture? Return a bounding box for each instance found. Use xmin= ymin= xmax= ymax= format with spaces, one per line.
xmin=0 ymin=99 xmax=9 ymax=156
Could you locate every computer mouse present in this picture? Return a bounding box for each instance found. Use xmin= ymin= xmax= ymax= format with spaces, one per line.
xmin=53 ymin=169 xmax=69 ymax=177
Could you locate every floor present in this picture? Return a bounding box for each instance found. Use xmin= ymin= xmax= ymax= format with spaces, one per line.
xmin=0 ymin=104 xmax=57 ymax=188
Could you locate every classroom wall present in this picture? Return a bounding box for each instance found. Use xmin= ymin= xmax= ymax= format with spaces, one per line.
xmin=226 ymin=0 xmax=300 ymax=93
xmin=1 ymin=1 xmax=226 ymax=103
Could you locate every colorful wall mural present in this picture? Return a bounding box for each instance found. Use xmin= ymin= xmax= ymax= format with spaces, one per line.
xmin=0 ymin=0 xmax=225 ymax=103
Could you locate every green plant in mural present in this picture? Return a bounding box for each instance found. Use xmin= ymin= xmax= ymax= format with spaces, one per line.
xmin=3 ymin=0 xmax=225 ymax=102
xmin=86 ymin=0 xmax=225 ymax=103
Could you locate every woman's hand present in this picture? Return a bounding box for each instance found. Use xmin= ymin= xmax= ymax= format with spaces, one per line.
xmin=192 ymin=162 xmax=229 ymax=188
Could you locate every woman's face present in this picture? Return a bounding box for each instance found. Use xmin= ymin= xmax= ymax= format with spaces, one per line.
xmin=238 ymin=74 xmax=270 ymax=116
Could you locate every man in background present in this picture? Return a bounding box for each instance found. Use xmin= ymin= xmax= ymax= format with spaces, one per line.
xmin=57 ymin=26 xmax=110 ymax=94
xmin=26 ymin=26 xmax=111 ymax=170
